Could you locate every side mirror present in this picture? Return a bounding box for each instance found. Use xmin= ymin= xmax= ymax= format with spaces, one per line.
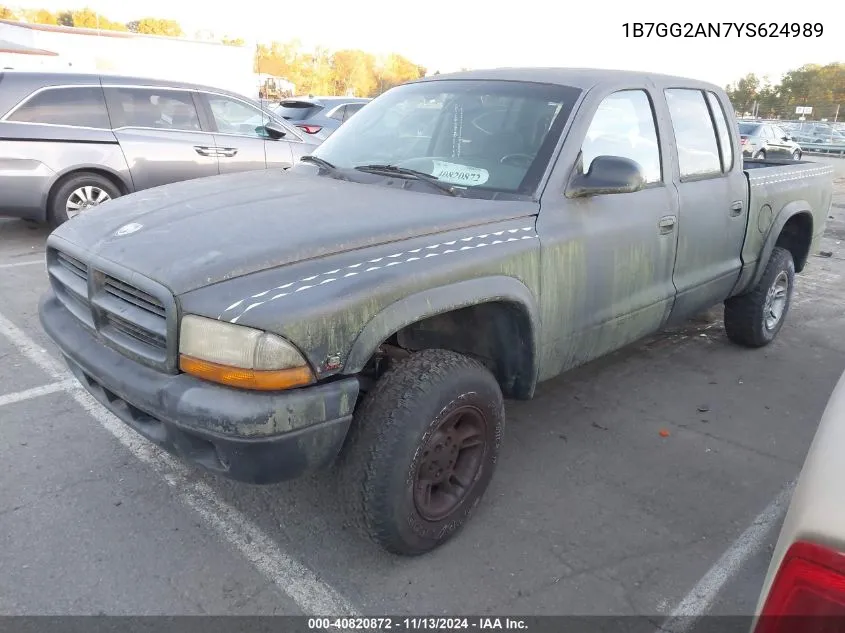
xmin=567 ymin=155 xmax=645 ymax=198
xmin=264 ymin=120 xmax=287 ymax=140
xmin=782 ymin=136 xmax=791 ymax=142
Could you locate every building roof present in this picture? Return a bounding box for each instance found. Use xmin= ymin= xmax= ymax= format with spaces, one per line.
xmin=0 ymin=38 xmax=58 ymax=56
xmin=0 ymin=18 xmax=245 ymax=48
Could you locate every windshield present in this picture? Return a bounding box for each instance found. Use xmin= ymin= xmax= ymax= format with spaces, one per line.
xmin=306 ymin=79 xmax=582 ymax=198
xmin=738 ymin=122 xmax=761 ymax=135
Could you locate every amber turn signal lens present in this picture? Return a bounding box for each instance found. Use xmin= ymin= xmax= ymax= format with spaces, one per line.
xmin=179 ymin=355 xmax=315 ymax=391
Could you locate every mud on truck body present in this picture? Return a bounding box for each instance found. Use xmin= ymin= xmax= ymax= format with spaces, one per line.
xmin=39 ymin=68 xmax=834 ymax=555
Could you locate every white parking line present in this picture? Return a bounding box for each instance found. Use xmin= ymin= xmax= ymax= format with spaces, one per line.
xmin=0 ymin=259 xmax=44 ymax=269
xmin=0 ymin=380 xmax=76 ymax=408
xmin=0 ymin=310 xmax=359 ymax=618
xmin=657 ymin=481 xmax=795 ymax=632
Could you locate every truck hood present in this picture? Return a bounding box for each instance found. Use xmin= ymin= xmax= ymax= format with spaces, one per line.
xmin=51 ymin=169 xmax=536 ymax=295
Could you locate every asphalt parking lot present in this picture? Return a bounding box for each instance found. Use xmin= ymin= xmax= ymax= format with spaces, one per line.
xmin=2 ymin=156 xmax=845 ymax=622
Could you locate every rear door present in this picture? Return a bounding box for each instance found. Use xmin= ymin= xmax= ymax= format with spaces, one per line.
xmin=664 ymin=88 xmax=747 ymax=324
xmin=199 ymin=92 xmax=294 ymax=173
xmin=104 ymin=86 xmax=219 ymax=191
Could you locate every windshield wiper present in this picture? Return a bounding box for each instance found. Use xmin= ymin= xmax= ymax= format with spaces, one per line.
xmin=300 ymin=155 xmax=338 ymax=171
xmin=354 ymin=164 xmax=458 ymax=196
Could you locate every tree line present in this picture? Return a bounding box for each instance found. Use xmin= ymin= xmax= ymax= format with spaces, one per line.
xmin=0 ymin=5 xmax=184 ymax=36
xmin=0 ymin=5 xmax=427 ymax=96
xmin=254 ymin=41 xmax=426 ymax=97
xmin=726 ymin=63 xmax=844 ymax=121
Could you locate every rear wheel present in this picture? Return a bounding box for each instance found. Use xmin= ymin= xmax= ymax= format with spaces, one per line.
xmin=337 ymin=349 xmax=505 ymax=555
xmin=49 ymin=172 xmax=121 ymax=227
xmin=754 ymin=150 xmax=766 ymax=160
xmin=724 ymin=246 xmax=795 ymax=348
xmin=792 ymin=150 xmax=801 ymax=160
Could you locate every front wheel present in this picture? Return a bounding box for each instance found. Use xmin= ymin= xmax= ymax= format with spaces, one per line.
xmin=337 ymin=349 xmax=505 ymax=555
xmin=754 ymin=150 xmax=766 ymax=160
xmin=724 ymin=246 xmax=795 ymax=348
xmin=792 ymin=150 xmax=801 ymax=160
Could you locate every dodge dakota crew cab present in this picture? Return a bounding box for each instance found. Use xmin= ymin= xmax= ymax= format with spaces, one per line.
xmin=39 ymin=68 xmax=835 ymax=555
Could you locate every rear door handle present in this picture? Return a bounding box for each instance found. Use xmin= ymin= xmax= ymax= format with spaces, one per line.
xmin=659 ymin=215 xmax=677 ymax=234
xmin=194 ymin=146 xmax=217 ymax=157
xmin=730 ymin=200 xmax=744 ymax=216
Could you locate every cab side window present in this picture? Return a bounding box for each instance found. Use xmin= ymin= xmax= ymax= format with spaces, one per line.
xmin=328 ymin=105 xmax=347 ymax=122
xmin=705 ymin=91 xmax=734 ymax=172
xmin=343 ymin=103 xmax=365 ymax=121
xmin=581 ymin=90 xmax=662 ymax=184
xmin=665 ymin=88 xmax=722 ymax=179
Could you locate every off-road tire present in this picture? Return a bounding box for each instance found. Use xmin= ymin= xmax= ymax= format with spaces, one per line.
xmin=724 ymin=246 xmax=795 ymax=348
xmin=337 ymin=349 xmax=505 ymax=556
xmin=48 ymin=172 xmax=121 ymax=227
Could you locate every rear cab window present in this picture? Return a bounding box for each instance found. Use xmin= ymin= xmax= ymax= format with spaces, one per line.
xmin=5 ymin=86 xmax=111 ymax=128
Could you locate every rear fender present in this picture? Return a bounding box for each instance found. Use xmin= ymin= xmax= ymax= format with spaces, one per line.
xmin=747 ymin=201 xmax=813 ymax=290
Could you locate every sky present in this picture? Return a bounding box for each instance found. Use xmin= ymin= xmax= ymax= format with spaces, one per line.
xmin=5 ymin=0 xmax=841 ymax=87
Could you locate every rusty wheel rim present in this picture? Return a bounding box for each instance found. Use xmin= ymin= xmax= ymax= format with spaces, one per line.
xmin=413 ymin=405 xmax=488 ymax=522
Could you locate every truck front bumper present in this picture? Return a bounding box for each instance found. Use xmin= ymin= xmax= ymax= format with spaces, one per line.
xmin=39 ymin=292 xmax=359 ymax=484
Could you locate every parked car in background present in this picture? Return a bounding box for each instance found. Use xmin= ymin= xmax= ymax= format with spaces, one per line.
xmin=272 ymin=96 xmax=371 ymax=140
xmin=752 ymin=368 xmax=845 ymax=630
xmin=787 ymin=122 xmax=845 ymax=146
xmin=738 ymin=121 xmax=803 ymax=160
xmin=0 ymin=71 xmax=320 ymax=226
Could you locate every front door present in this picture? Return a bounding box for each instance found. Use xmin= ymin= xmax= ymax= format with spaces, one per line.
xmin=663 ymin=88 xmax=747 ymax=325
xmin=104 ymin=86 xmax=219 ymax=191
xmin=536 ymin=87 xmax=680 ymax=379
xmin=200 ymin=93 xmax=294 ymax=174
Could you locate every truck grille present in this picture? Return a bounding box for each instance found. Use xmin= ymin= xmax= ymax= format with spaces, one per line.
xmin=47 ymin=246 xmax=175 ymax=372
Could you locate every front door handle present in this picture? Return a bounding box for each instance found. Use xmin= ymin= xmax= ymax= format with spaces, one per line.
xmin=658 ymin=215 xmax=677 ymax=234
xmin=730 ymin=200 xmax=744 ymax=216
xmin=217 ymin=147 xmax=239 ymax=158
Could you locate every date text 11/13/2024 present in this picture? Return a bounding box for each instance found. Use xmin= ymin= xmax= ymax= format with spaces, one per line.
xmin=308 ymin=617 xmax=528 ymax=630
xmin=622 ymin=22 xmax=823 ymax=37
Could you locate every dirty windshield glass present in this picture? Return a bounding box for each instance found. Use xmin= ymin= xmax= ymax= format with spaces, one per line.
xmin=308 ymin=79 xmax=581 ymax=197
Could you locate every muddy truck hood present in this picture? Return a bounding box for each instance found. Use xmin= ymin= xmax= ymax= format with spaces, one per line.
xmin=49 ymin=170 xmax=535 ymax=295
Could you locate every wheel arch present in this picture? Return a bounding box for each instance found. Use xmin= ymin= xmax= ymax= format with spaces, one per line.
xmin=44 ymin=165 xmax=132 ymax=212
xmin=751 ymin=203 xmax=814 ymax=288
xmin=343 ymin=276 xmax=541 ymax=400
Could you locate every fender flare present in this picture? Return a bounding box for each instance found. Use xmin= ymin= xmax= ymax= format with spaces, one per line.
xmin=749 ymin=201 xmax=814 ymax=289
xmin=343 ymin=276 xmax=542 ymax=396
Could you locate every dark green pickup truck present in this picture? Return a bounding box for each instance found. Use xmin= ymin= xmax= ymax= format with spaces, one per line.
xmin=39 ymin=68 xmax=834 ymax=555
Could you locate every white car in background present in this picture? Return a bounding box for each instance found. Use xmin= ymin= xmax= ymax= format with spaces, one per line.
xmin=753 ymin=368 xmax=845 ymax=628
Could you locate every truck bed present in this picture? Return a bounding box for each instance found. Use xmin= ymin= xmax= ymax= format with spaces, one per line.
xmin=738 ymin=158 xmax=835 ymax=288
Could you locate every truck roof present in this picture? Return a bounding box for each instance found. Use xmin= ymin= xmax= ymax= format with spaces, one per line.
xmin=420 ymin=67 xmax=723 ymax=93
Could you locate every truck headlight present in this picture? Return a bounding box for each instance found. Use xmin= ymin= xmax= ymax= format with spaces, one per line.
xmin=178 ymin=314 xmax=315 ymax=391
